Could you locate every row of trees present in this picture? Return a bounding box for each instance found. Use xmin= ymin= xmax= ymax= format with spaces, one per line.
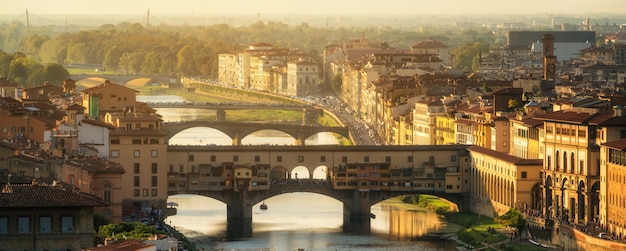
xmin=0 ymin=50 xmax=69 ymax=87
xmin=0 ymin=20 xmax=498 ymax=87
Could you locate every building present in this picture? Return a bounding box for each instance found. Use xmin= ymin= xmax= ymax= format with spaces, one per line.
xmin=0 ymin=179 xmax=107 ymax=251
xmin=81 ymin=80 xmax=138 ymax=119
xmin=106 ymin=110 xmax=169 ymax=216
xmin=412 ymin=99 xmax=445 ymax=145
xmin=535 ymin=106 xmax=626 ymax=225
xmin=600 ymin=138 xmax=626 ymax=238
xmin=468 ymin=145 xmax=543 ymax=217
xmin=287 ymin=60 xmax=319 ymax=97
xmin=61 ymin=157 xmax=126 ymax=223
xmin=507 ymin=31 xmax=595 ymax=62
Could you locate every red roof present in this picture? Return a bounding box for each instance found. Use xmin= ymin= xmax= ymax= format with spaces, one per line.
xmin=0 ymin=183 xmax=107 ymax=208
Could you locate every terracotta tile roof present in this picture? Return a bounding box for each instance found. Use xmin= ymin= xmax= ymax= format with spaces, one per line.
xmin=65 ymin=157 xmax=126 ymax=174
xmin=588 ymin=110 xmax=626 ymax=126
xmin=81 ymin=81 xmax=137 ymax=94
xmin=411 ymin=38 xmax=448 ymax=49
xmin=603 ymin=138 xmax=626 ymax=151
xmin=534 ymin=110 xmax=596 ymax=124
xmin=520 ymin=117 xmax=544 ymax=127
xmin=0 ymin=182 xmax=107 ymax=208
xmin=80 ymin=118 xmax=116 ymax=129
xmin=66 ymin=103 xmax=85 ymax=111
xmin=468 ymin=145 xmax=542 ymax=165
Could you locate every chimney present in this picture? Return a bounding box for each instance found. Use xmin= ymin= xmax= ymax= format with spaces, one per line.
xmin=614 ymin=105 xmax=624 ymax=117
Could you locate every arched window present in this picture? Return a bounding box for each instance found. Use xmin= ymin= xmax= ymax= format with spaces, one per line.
xmin=556 ymin=151 xmax=560 ymax=171
xmin=571 ymin=153 xmax=576 ymax=174
xmin=103 ymin=183 xmax=112 ymax=203
xmin=563 ymin=151 xmax=568 ymax=172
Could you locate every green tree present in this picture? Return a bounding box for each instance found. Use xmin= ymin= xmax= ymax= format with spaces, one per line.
xmin=176 ymin=45 xmax=196 ymax=77
xmin=508 ymin=99 xmax=520 ymax=110
xmin=39 ymin=39 xmax=67 ymax=64
xmin=103 ymin=46 xmax=123 ymax=73
xmin=452 ymin=42 xmax=490 ymax=72
xmin=43 ymin=63 xmax=70 ymax=86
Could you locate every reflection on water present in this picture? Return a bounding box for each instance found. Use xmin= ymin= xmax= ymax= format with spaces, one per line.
xmin=167 ymin=193 xmax=457 ymax=251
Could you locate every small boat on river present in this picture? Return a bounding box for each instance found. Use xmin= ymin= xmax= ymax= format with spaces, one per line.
xmin=260 ymin=201 xmax=268 ymax=210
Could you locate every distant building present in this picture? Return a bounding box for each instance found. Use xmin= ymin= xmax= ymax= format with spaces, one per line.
xmin=508 ymin=31 xmax=595 ymax=62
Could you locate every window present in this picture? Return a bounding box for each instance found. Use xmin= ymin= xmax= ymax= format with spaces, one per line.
xmin=408 ymin=156 xmax=413 ymax=162
xmin=111 ymin=150 xmax=119 ymax=158
xmin=151 ymin=150 xmax=158 ymax=158
xmin=429 ymin=156 xmax=435 ymax=162
xmin=152 ymin=176 xmax=158 ymax=187
xmin=134 ymin=176 xmax=140 ymax=187
xmin=40 ymin=216 xmax=51 ymax=233
xmin=152 ymin=163 xmax=158 ymax=174
xmin=521 ymin=171 xmax=527 ymax=179
xmin=298 ymin=156 xmax=304 ymax=162
xmin=132 ymin=138 xmax=141 ymax=144
xmin=104 ymin=190 xmax=111 ymax=203
xmin=0 ymin=217 xmax=7 ymax=234
xmin=210 ymin=155 xmax=216 ymax=162
xmin=149 ymin=138 xmax=159 ymax=144
xmin=110 ymin=138 xmax=120 ymax=144
xmin=189 ymin=155 xmax=194 ymax=161
xmin=151 ymin=189 xmax=158 ymax=197
xmin=320 ymin=155 xmax=326 ymax=162
xmin=61 ymin=216 xmax=73 ymax=233
xmin=134 ymin=150 xmax=140 ymax=158
xmin=255 ymin=156 xmax=261 ymax=162
xmin=342 ymin=156 xmax=347 ymax=162
xmin=364 ymin=156 xmax=369 ymax=162
xmin=134 ymin=163 xmax=140 ymax=174
xmin=18 ymin=216 xmax=29 ymax=234
xmin=134 ymin=189 xmax=140 ymax=196
xmin=451 ymin=155 xmax=457 ymax=162
xmin=143 ymin=189 xmax=149 ymax=197
xmin=386 ymin=156 xmax=391 ymax=162
xmin=276 ymin=156 xmax=282 ymax=162
xmin=233 ymin=155 xmax=238 ymax=161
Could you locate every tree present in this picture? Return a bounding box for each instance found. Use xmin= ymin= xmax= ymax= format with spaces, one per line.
xmin=508 ymin=99 xmax=520 ymax=110
xmin=43 ymin=63 xmax=70 ymax=86
xmin=176 ymin=45 xmax=196 ymax=77
xmin=103 ymin=46 xmax=123 ymax=73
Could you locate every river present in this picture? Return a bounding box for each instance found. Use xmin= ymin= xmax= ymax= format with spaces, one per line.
xmin=138 ymin=95 xmax=461 ymax=251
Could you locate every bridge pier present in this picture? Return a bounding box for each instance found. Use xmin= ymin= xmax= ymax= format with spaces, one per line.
xmin=343 ymin=191 xmax=372 ymax=224
xmin=225 ymin=190 xmax=253 ymax=238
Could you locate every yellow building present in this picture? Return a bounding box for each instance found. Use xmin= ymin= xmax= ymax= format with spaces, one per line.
xmin=435 ymin=111 xmax=457 ymax=145
xmin=601 ymin=138 xmax=626 ymax=237
xmin=468 ymin=145 xmax=543 ymax=217
xmin=412 ymin=99 xmax=445 ymax=145
xmin=81 ymin=80 xmax=137 ymax=119
xmin=106 ymin=109 xmax=169 ymax=214
xmin=537 ymin=109 xmax=606 ymax=224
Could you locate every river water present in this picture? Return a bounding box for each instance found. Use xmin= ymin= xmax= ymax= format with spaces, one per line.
xmin=138 ymin=95 xmax=460 ymax=251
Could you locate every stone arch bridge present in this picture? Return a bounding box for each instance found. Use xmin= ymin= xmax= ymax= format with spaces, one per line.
xmin=164 ymin=121 xmax=350 ymax=146
xmin=166 ymin=144 xmax=471 ymax=237
xmin=69 ymin=74 xmax=177 ymax=87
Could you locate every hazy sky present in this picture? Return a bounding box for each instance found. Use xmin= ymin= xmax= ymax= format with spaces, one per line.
xmin=1 ymin=0 xmax=624 ymax=16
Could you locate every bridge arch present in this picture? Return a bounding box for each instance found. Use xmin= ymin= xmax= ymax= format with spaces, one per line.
xmin=164 ymin=121 xmax=350 ymax=146
xmin=70 ymin=74 xmax=175 ymax=87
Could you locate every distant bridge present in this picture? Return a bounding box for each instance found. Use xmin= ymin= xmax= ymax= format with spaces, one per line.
xmin=69 ymin=74 xmax=177 ymax=87
xmin=163 ymin=121 xmax=350 ymax=146
xmin=148 ymin=102 xmax=311 ymax=111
